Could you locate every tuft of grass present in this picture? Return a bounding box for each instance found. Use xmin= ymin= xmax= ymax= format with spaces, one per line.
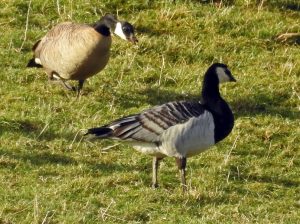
xmin=0 ymin=0 xmax=299 ymax=223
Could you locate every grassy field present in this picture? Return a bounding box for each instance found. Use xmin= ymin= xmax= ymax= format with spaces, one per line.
xmin=0 ymin=0 xmax=299 ymax=223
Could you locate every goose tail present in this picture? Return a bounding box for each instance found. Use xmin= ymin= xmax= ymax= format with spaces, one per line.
xmin=27 ymin=58 xmax=43 ymax=68
xmin=84 ymin=127 xmax=113 ymax=139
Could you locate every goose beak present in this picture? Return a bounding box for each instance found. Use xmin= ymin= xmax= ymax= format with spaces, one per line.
xmin=230 ymin=76 xmax=237 ymax=82
xmin=128 ymin=35 xmax=138 ymax=44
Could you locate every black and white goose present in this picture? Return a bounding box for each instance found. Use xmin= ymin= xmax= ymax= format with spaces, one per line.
xmin=27 ymin=14 xmax=137 ymax=95
xmin=85 ymin=63 xmax=236 ymax=190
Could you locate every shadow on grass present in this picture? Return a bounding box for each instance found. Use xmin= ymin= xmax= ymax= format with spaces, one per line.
xmin=192 ymin=0 xmax=234 ymax=6
xmin=113 ymin=87 xmax=199 ymax=109
xmin=113 ymin=86 xmax=298 ymax=120
xmin=139 ymin=87 xmax=200 ymax=105
xmin=195 ymin=0 xmax=300 ymax=11
xmin=0 ymin=148 xmax=76 ymax=166
xmin=0 ymin=146 xmax=141 ymax=175
xmin=227 ymin=165 xmax=299 ymax=188
xmin=246 ymin=174 xmax=299 ymax=188
xmin=136 ymin=25 xmax=169 ymax=37
xmin=186 ymin=0 xmax=300 ymax=11
xmin=0 ymin=118 xmax=77 ymax=141
xmin=231 ymin=92 xmax=299 ymax=120
xmin=264 ymin=0 xmax=300 ymax=11
xmin=0 ymin=119 xmax=40 ymax=136
xmin=85 ymin=161 xmax=142 ymax=175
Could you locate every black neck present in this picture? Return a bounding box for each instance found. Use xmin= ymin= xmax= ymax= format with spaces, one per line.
xmin=201 ymin=67 xmax=234 ymax=143
xmin=201 ymin=70 xmax=221 ymax=105
xmin=94 ymin=25 xmax=110 ymax=36
xmin=93 ymin=15 xmax=117 ymax=36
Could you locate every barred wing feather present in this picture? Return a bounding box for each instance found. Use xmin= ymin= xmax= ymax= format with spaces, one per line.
xmin=103 ymin=101 xmax=206 ymax=143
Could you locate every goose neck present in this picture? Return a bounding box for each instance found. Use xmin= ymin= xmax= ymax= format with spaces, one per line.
xmin=201 ymin=74 xmax=220 ymax=103
xmin=94 ymin=15 xmax=118 ymax=36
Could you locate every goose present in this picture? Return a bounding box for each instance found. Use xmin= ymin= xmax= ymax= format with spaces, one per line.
xmin=27 ymin=14 xmax=137 ymax=95
xmin=85 ymin=63 xmax=236 ymax=190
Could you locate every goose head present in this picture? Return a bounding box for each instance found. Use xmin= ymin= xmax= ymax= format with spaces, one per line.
xmin=95 ymin=14 xmax=138 ymax=44
xmin=213 ymin=63 xmax=236 ymax=83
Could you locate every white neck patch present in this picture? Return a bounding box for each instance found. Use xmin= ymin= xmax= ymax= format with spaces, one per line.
xmin=114 ymin=22 xmax=127 ymax=40
xmin=34 ymin=58 xmax=42 ymax=65
xmin=216 ymin=67 xmax=230 ymax=83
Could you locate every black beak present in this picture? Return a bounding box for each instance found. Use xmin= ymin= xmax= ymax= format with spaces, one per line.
xmin=128 ymin=35 xmax=138 ymax=44
xmin=226 ymin=69 xmax=236 ymax=82
xmin=230 ymin=76 xmax=237 ymax=82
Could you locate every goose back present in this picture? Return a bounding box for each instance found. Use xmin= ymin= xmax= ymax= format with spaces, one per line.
xmin=34 ymin=22 xmax=112 ymax=80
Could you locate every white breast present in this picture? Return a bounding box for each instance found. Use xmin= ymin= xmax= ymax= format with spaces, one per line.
xmin=132 ymin=142 xmax=164 ymax=157
xmin=160 ymin=111 xmax=215 ymax=157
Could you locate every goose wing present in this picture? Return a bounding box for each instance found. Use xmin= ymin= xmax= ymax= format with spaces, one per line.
xmin=87 ymin=101 xmax=206 ymax=143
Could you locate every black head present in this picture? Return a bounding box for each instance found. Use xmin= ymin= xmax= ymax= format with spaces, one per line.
xmin=209 ymin=63 xmax=236 ymax=83
xmin=102 ymin=14 xmax=118 ymax=22
xmin=93 ymin=14 xmax=118 ymax=36
xmin=94 ymin=14 xmax=138 ymax=43
xmin=114 ymin=20 xmax=138 ymax=44
xmin=201 ymin=63 xmax=236 ymax=102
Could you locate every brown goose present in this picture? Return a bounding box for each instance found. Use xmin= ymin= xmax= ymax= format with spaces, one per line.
xmin=27 ymin=14 xmax=137 ymax=94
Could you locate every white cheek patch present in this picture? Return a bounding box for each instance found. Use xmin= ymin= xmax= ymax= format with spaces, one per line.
xmin=52 ymin=74 xmax=61 ymax=80
xmin=114 ymin=22 xmax=127 ymax=40
xmin=34 ymin=58 xmax=42 ymax=65
xmin=216 ymin=67 xmax=230 ymax=83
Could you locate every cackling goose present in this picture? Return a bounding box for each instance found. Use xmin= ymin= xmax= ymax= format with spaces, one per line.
xmin=27 ymin=14 xmax=137 ymax=95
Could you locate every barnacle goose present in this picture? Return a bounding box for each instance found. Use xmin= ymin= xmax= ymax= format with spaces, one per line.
xmin=27 ymin=14 xmax=137 ymax=95
xmin=85 ymin=63 xmax=236 ymax=190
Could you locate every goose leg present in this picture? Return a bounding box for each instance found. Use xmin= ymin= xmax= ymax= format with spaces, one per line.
xmin=59 ymin=79 xmax=75 ymax=91
xmin=176 ymin=157 xmax=187 ymax=192
xmin=76 ymin=80 xmax=85 ymax=97
xmin=48 ymin=72 xmax=75 ymax=91
xmin=152 ymin=157 xmax=162 ymax=188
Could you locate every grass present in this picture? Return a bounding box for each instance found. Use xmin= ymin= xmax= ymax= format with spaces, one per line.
xmin=0 ymin=0 xmax=299 ymax=223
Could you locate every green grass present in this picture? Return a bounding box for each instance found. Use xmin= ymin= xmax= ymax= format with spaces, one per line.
xmin=0 ymin=0 xmax=299 ymax=223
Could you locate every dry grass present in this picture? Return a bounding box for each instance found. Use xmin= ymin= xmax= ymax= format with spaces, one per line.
xmin=0 ymin=0 xmax=299 ymax=223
